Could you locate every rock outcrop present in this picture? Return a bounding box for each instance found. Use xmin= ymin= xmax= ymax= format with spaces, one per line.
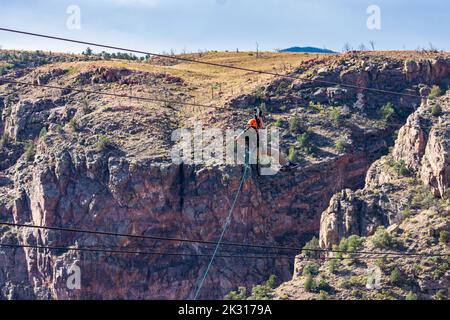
xmin=275 ymin=92 xmax=449 ymax=301
xmin=1 ymin=148 xmax=374 ymax=299
xmin=319 ymin=92 xmax=450 ymax=249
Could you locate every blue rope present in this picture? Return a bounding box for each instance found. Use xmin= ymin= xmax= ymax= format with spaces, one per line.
xmin=193 ymin=165 xmax=249 ymax=300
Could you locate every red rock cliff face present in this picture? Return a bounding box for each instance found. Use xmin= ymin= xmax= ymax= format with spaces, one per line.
xmin=2 ymin=144 xmax=375 ymax=299
xmin=1 ymin=53 xmax=450 ymax=300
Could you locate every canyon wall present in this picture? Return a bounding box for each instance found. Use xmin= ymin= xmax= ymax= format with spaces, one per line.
xmin=1 ymin=53 xmax=449 ymax=299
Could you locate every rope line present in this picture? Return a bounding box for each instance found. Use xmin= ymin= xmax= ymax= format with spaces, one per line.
xmin=0 ymin=221 xmax=447 ymax=258
xmin=0 ymin=79 xmax=223 ymax=111
xmin=0 ymin=242 xmax=295 ymax=260
xmin=0 ymin=242 xmax=445 ymax=262
xmin=193 ymin=165 xmax=249 ymax=300
xmin=0 ymin=221 xmax=298 ymax=252
xmin=0 ymin=28 xmax=423 ymax=99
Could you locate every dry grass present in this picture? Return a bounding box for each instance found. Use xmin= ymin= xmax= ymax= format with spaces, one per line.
xmin=37 ymin=51 xmax=324 ymax=105
xmin=25 ymin=51 xmax=327 ymax=129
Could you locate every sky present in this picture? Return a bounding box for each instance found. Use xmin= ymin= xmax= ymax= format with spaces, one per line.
xmin=0 ymin=0 xmax=448 ymax=54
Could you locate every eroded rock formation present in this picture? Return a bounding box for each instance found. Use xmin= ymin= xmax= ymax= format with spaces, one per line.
xmin=319 ymin=93 xmax=450 ymax=249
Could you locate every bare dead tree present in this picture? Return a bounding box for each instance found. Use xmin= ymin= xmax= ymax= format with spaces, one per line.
xmin=343 ymin=43 xmax=352 ymax=53
xmin=428 ymin=42 xmax=438 ymax=52
xmin=359 ymin=43 xmax=367 ymax=51
xmin=369 ymin=40 xmax=376 ymax=51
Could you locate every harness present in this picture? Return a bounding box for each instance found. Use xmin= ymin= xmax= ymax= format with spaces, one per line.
xmin=244 ymin=107 xmax=262 ymax=176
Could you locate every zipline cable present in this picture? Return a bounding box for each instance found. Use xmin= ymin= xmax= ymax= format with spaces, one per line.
xmin=0 ymin=28 xmax=423 ymax=99
xmin=0 ymin=79 xmax=223 ymax=111
xmin=0 ymin=242 xmax=295 ymax=260
xmin=0 ymin=242 xmax=445 ymax=262
xmin=0 ymin=221 xmax=447 ymax=258
xmin=193 ymin=165 xmax=249 ymax=300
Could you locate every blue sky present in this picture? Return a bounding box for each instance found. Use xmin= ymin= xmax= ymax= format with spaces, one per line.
xmin=0 ymin=0 xmax=448 ymax=54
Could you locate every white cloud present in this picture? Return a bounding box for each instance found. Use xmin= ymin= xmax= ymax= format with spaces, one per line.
xmin=97 ymin=0 xmax=159 ymax=7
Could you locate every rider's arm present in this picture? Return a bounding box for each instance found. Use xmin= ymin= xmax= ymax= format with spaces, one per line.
xmin=235 ymin=127 xmax=251 ymax=141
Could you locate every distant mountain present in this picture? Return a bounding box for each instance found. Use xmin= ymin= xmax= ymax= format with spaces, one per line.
xmin=279 ymin=46 xmax=336 ymax=54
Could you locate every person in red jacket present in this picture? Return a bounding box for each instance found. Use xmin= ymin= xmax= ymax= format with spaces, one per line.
xmin=235 ymin=107 xmax=299 ymax=172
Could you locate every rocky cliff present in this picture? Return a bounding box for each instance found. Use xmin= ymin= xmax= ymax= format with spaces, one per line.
xmin=1 ymin=51 xmax=449 ymax=299
xmin=319 ymin=93 xmax=449 ymax=249
xmin=274 ymin=92 xmax=449 ymax=300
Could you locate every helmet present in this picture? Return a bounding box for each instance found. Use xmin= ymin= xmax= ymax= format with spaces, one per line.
xmin=247 ymin=118 xmax=263 ymax=129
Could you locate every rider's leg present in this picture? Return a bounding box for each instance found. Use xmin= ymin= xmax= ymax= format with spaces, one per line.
xmin=262 ymin=147 xmax=288 ymax=166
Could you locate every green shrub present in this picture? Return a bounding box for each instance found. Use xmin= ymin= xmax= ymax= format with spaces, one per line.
xmin=327 ymin=259 xmax=338 ymax=274
xmin=335 ymin=138 xmax=351 ymax=153
xmin=250 ymin=284 xmax=272 ymax=300
xmin=246 ymin=275 xmax=278 ymax=300
xmin=329 ymin=107 xmax=342 ymax=126
xmin=289 ymin=117 xmax=302 ymax=133
xmin=434 ymin=289 xmax=447 ymax=300
xmin=350 ymin=275 xmax=368 ymax=287
xmin=266 ymin=275 xmax=278 ymax=289
xmin=428 ymin=85 xmax=442 ymax=99
xmin=338 ymin=238 xmax=348 ymax=252
xmin=309 ymin=101 xmax=325 ymax=113
xmin=432 ymin=266 xmax=446 ymax=281
xmin=338 ymin=235 xmax=365 ymax=254
xmin=304 ymin=274 xmax=316 ymax=292
xmin=400 ymin=208 xmax=412 ymax=220
xmin=371 ymin=227 xmax=395 ymax=249
xmin=67 ymin=66 xmax=78 ymax=76
xmin=375 ymin=256 xmax=388 ymax=272
xmin=24 ymin=141 xmax=36 ymax=162
xmin=83 ymin=47 xmax=93 ymax=56
xmin=439 ymin=231 xmax=448 ymax=245
xmin=96 ymin=135 xmax=113 ymax=152
xmin=389 ymin=267 xmax=403 ymax=285
xmin=386 ymin=158 xmax=411 ymax=176
xmin=380 ymin=102 xmax=396 ymax=122
xmin=302 ymin=237 xmax=321 ymax=258
xmin=39 ymin=127 xmax=48 ymax=139
xmin=318 ymin=290 xmax=329 ymax=300
xmin=297 ymin=131 xmax=310 ymax=146
xmin=297 ymin=130 xmax=315 ymax=155
xmin=347 ymin=235 xmax=365 ymax=252
xmin=224 ymin=287 xmax=247 ymax=300
xmin=431 ymin=104 xmax=442 ymax=117
xmin=302 ymin=263 xmax=320 ymax=276
xmin=340 ymin=276 xmax=367 ymax=289
xmin=68 ymin=118 xmax=79 ymax=132
xmin=288 ymin=146 xmax=298 ymax=162
xmin=274 ymin=119 xmax=283 ymax=127
xmin=0 ymin=132 xmax=11 ymax=149
xmin=275 ymin=82 xmax=287 ymax=95
xmin=375 ymin=290 xmax=397 ymax=300
xmin=332 ymin=244 xmax=342 ymax=259
xmin=411 ymin=185 xmax=438 ymax=209
xmin=405 ymin=291 xmax=418 ymax=300
xmin=316 ymin=279 xmax=332 ymax=293
xmin=339 ymin=279 xmax=351 ymax=289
